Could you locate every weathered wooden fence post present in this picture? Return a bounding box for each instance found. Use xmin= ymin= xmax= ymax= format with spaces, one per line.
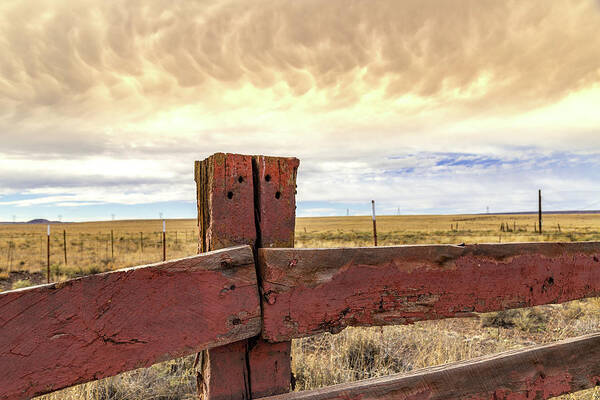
xmin=195 ymin=153 xmax=299 ymax=400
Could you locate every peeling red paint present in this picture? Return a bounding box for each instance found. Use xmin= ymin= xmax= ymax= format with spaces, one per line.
xmin=253 ymin=155 xmax=299 ymax=249
xmin=195 ymin=153 xmax=257 ymax=252
xmin=589 ymin=375 xmax=600 ymax=386
xmin=196 ymin=153 xmax=297 ymax=400
xmin=0 ymin=246 xmax=260 ymax=400
xmin=259 ymin=243 xmax=600 ymax=341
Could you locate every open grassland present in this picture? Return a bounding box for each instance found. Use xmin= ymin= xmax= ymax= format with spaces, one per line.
xmin=0 ymin=219 xmax=199 ymax=288
xmin=3 ymin=213 xmax=599 ymax=285
xmin=3 ymin=214 xmax=600 ymax=399
xmin=296 ymin=213 xmax=600 ymax=247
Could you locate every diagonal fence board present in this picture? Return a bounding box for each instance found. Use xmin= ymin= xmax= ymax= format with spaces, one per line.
xmin=0 ymin=245 xmax=260 ymax=400
xmin=259 ymin=332 xmax=600 ymax=400
xmin=259 ymin=242 xmax=600 ymax=341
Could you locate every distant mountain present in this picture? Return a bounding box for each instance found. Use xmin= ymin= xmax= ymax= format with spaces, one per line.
xmin=27 ymin=219 xmax=54 ymax=224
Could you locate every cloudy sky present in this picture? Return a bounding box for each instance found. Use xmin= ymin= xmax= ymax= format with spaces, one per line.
xmin=1 ymin=0 xmax=600 ymax=221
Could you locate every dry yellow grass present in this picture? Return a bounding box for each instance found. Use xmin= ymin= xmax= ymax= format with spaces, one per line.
xmin=2 ymin=214 xmax=600 ymax=399
xmin=296 ymin=213 xmax=600 ymax=248
xmin=2 ymin=213 xmax=599 ymax=280
xmin=0 ymin=219 xmax=198 ymax=286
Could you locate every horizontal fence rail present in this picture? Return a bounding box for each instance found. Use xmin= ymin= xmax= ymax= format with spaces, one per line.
xmin=0 ymin=245 xmax=260 ymax=400
xmin=260 ymin=332 xmax=600 ymax=400
xmin=5 ymin=240 xmax=600 ymax=399
xmin=258 ymin=242 xmax=600 ymax=341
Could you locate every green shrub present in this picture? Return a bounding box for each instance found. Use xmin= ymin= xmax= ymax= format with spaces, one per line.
xmin=12 ymin=279 xmax=32 ymax=290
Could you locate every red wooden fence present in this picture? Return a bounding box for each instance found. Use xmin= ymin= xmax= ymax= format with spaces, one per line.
xmin=2 ymin=152 xmax=600 ymax=400
xmin=0 ymin=246 xmax=259 ymax=400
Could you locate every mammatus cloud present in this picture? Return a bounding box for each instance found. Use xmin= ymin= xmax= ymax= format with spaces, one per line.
xmin=1 ymin=0 xmax=599 ymax=119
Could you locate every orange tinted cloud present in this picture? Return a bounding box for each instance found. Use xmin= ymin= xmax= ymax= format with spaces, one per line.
xmin=1 ymin=0 xmax=599 ymax=119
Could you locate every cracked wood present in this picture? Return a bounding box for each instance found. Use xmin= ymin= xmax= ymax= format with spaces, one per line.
xmin=260 ymin=332 xmax=600 ymax=400
xmin=196 ymin=153 xmax=298 ymax=400
xmin=0 ymin=245 xmax=260 ymax=400
xmin=258 ymin=242 xmax=600 ymax=341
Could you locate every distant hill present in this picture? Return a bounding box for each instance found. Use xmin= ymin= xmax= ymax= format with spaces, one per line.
xmin=0 ymin=219 xmax=63 ymax=225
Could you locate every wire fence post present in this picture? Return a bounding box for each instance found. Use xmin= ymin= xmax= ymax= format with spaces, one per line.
xmin=6 ymin=241 xmax=13 ymax=274
xmin=162 ymin=220 xmax=166 ymax=261
xmin=111 ymin=230 xmax=114 ymax=260
xmin=63 ymin=230 xmax=67 ymax=266
xmin=46 ymin=225 xmax=50 ymax=283
xmin=371 ymin=200 xmax=378 ymax=246
xmin=538 ymin=189 xmax=543 ymax=235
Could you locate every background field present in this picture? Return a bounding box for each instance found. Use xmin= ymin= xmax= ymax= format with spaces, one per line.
xmin=2 ymin=213 xmax=598 ymax=285
xmin=2 ymin=214 xmax=600 ymax=399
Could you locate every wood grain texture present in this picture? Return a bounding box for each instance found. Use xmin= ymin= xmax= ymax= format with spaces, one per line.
xmin=196 ymin=153 xmax=258 ymax=400
xmin=249 ymin=155 xmax=299 ymax=398
xmin=260 ymin=332 xmax=600 ymax=400
xmin=198 ymin=341 xmax=250 ymax=400
xmin=259 ymin=242 xmax=600 ymax=341
xmin=195 ymin=153 xmax=257 ymax=253
xmin=252 ymin=155 xmax=299 ymax=249
xmin=248 ymin=340 xmax=293 ymax=398
xmin=196 ymin=153 xmax=298 ymax=399
xmin=0 ymin=246 xmax=260 ymax=400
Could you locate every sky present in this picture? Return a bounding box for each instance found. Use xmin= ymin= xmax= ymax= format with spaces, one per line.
xmin=1 ymin=0 xmax=600 ymax=221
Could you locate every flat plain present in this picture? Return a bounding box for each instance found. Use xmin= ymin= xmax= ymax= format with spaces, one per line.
xmin=2 ymin=214 xmax=600 ymax=399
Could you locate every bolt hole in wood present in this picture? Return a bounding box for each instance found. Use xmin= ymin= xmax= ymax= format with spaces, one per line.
xmin=238 ymin=176 xmax=244 ymax=183
xmin=275 ymin=191 xmax=281 ymax=199
xmin=265 ymin=174 xmax=271 ymax=182
xmin=227 ymin=191 xmax=234 ymax=199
